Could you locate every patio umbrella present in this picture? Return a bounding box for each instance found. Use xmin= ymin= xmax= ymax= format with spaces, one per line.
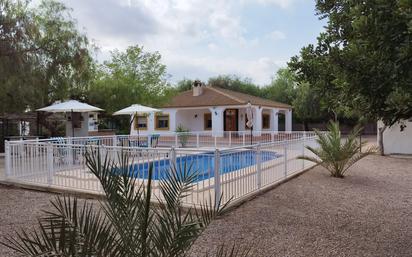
xmin=37 ymin=100 xmax=103 ymax=137
xmin=113 ymin=104 xmax=160 ymax=144
xmin=246 ymin=102 xmax=254 ymax=145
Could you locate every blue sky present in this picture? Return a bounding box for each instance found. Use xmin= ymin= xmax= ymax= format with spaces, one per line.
xmin=58 ymin=0 xmax=325 ymax=85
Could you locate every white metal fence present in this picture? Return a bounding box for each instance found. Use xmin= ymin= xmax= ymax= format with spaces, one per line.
xmin=13 ymin=131 xmax=317 ymax=149
xmin=4 ymin=131 xmax=319 ymax=207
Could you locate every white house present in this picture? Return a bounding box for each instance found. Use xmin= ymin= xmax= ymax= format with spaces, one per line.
xmin=131 ymin=83 xmax=292 ymax=137
xmin=378 ymin=119 xmax=412 ymax=155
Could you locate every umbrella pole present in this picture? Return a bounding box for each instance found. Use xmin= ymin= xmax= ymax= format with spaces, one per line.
xmin=129 ymin=114 xmax=136 ymax=134
xmin=129 ymin=113 xmax=139 ymax=146
xmin=137 ymin=127 xmax=140 ymax=146
xmin=71 ymin=109 xmax=74 ymax=137
xmin=250 ymin=127 xmax=253 ymax=145
xmin=70 ymin=109 xmax=75 ymax=166
xmin=136 ymin=114 xmax=140 ymax=146
xmin=250 ymin=110 xmax=253 ymax=145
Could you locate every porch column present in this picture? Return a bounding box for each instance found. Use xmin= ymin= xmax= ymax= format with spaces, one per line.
xmin=254 ymin=106 xmax=263 ymax=136
xmin=285 ymin=109 xmax=292 ymax=133
xmin=146 ymin=113 xmax=153 ymax=133
xmin=271 ymin=108 xmax=279 ymax=133
xmin=169 ymin=109 xmax=177 ymax=132
xmin=209 ymin=107 xmax=224 ymax=137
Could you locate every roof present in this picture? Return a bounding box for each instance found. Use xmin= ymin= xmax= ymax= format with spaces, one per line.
xmin=162 ymin=86 xmax=291 ymax=109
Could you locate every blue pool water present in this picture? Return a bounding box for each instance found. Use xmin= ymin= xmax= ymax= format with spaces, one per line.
xmin=129 ymin=150 xmax=281 ymax=181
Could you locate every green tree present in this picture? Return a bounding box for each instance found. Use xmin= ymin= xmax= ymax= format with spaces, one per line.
xmin=290 ymin=0 xmax=412 ymax=154
xmin=208 ymin=75 xmax=262 ymax=97
xmin=88 ymin=45 xmax=171 ymax=114
xmin=0 ymin=0 xmax=94 ymax=114
xmin=288 ymin=42 xmax=348 ymax=121
xmin=261 ymin=68 xmax=297 ymax=105
xmin=262 ymin=68 xmax=327 ymax=130
xmin=175 ymin=79 xmax=194 ymax=92
xmin=292 ymin=82 xmax=325 ymax=130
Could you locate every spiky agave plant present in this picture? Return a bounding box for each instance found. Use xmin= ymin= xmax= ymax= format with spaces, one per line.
xmin=1 ymin=148 xmax=253 ymax=257
xmin=298 ymin=121 xmax=376 ymax=178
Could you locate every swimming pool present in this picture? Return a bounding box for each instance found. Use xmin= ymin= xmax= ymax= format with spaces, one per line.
xmin=128 ymin=150 xmax=281 ymax=181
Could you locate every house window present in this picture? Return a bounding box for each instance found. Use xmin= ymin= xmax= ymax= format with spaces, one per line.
xmin=204 ymin=113 xmax=212 ymax=130
xmin=155 ymin=114 xmax=169 ymax=130
xmin=134 ymin=115 xmax=147 ymax=130
xmin=262 ymin=113 xmax=270 ymax=129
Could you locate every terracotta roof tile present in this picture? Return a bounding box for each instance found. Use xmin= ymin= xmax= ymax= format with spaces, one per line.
xmin=162 ymin=87 xmax=291 ymax=109
xmin=212 ymin=87 xmax=292 ymax=109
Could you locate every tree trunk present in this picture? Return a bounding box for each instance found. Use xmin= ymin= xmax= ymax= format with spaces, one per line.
xmin=378 ymin=125 xmax=387 ymax=156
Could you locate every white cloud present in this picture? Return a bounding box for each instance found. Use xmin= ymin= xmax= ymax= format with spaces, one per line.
xmin=165 ymin=54 xmax=281 ymax=85
xmin=57 ymin=0 xmax=299 ymax=85
xmin=251 ymin=0 xmax=295 ymax=9
xmin=207 ymin=43 xmax=218 ymax=51
xmin=267 ymin=30 xmax=286 ymax=41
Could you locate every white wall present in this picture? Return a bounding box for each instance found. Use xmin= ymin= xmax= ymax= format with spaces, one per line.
xmin=378 ymin=120 xmax=412 ymax=155
xmin=65 ymin=112 xmax=89 ymax=137
xmin=130 ymin=108 xmax=211 ymax=134
xmin=209 ymin=107 xmax=225 ymax=137
xmin=88 ymin=113 xmax=98 ymax=132
xmin=238 ymin=108 xmax=246 ymax=131
xmin=130 ymin=106 xmax=293 ymax=135
xmin=175 ymin=109 xmax=211 ymax=131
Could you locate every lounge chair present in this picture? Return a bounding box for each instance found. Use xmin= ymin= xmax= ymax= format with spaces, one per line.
xmin=49 ymin=137 xmax=70 ymax=167
xmin=128 ymin=134 xmax=160 ymax=148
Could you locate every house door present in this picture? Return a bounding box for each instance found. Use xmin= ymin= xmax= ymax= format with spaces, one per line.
xmin=224 ymin=109 xmax=238 ymax=131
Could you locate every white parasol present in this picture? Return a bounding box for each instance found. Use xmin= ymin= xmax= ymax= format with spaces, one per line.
xmin=246 ymin=102 xmax=254 ymax=145
xmin=113 ymin=104 xmax=161 ymax=144
xmin=37 ymin=100 xmax=103 ymax=113
xmin=113 ymin=104 xmax=160 ymax=116
xmin=37 ymin=100 xmax=103 ymax=137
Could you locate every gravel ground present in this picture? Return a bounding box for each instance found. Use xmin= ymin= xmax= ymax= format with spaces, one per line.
xmin=190 ymin=155 xmax=412 ymax=257
xmin=0 ymin=157 xmax=5 ymax=180
xmin=1 ymin=154 xmax=412 ymax=257
xmin=0 ymin=187 xmax=58 ymax=257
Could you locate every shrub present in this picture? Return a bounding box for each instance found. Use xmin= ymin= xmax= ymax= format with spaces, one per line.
xmin=298 ymin=121 xmax=376 ymax=178
xmin=176 ymin=124 xmax=190 ymax=147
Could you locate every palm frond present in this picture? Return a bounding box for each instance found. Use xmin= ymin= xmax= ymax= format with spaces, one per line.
xmin=298 ymin=121 xmax=374 ymax=178
xmin=2 ymin=196 xmax=120 ymax=257
xmin=3 ymin=147 xmax=245 ymax=257
xmin=341 ymin=146 xmax=377 ymax=175
xmin=85 ymin=147 xmax=156 ymax=257
xmin=159 ymin=158 xmax=198 ymax=209
xmin=152 ymin=157 xmax=230 ymax=257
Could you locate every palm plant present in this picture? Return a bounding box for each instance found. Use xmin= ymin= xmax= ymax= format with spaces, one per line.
xmin=298 ymin=121 xmax=376 ymax=178
xmin=176 ymin=124 xmax=190 ymax=147
xmin=2 ymin=149 xmax=252 ymax=257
